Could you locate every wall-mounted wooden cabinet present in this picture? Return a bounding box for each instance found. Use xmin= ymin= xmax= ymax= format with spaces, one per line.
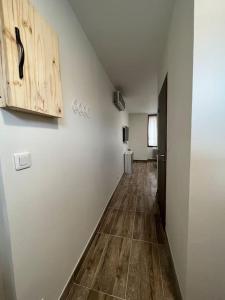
xmin=0 ymin=0 xmax=63 ymax=117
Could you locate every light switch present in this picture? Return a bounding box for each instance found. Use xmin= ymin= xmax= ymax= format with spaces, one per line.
xmin=14 ymin=152 xmax=31 ymax=171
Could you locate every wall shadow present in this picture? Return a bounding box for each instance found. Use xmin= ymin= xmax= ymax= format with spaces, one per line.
xmin=1 ymin=108 xmax=59 ymax=129
xmin=0 ymin=161 xmax=18 ymax=300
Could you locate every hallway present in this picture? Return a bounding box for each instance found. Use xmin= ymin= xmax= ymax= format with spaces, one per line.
xmin=66 ymin=162 xmax=178 ymax=300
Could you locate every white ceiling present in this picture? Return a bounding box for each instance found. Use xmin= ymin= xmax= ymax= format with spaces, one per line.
xmin=70 ymin=0 xmax=174 ymax=112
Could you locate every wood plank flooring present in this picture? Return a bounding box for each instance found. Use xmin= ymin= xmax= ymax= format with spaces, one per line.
xmin=67 ymin=162 xmax=178 ymax=300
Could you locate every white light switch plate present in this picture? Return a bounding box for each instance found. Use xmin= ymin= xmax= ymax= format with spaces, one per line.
xmin=14 ymin=152 xmax=32 ymax=171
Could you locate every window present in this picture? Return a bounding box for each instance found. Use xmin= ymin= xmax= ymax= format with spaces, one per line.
xmin=148 ymin=114 xmax=158 ymax=147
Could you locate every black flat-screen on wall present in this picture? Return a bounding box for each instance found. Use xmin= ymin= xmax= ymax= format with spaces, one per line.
xmin=123 ymin=126 xmax=129 ymax=143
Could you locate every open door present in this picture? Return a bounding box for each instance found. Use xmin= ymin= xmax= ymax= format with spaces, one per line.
xmin=157 ymin=75 xmax=167 ymax=229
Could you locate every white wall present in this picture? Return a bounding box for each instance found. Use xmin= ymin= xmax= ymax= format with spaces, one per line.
xmin=129 ymin=113 xmax=153 ymax=160
xmin=0 ymin=0 xmax=128 ymax=299
xmin=186 ymin=1 xmax=225 ymax=299
xmin=158 ymin=0 xmax=194 ymax=297
xmin=0 ymin=165 xmax=16 ymax=300
xmin=0 ymin=274 xmax=4 ymax=300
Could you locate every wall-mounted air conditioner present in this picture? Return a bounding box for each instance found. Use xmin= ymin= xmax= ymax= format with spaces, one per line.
xmin=113 ymin=91 xmax=125 ymax=111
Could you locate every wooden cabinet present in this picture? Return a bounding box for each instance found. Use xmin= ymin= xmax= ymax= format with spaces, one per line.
xmin=0 ymin=0 xmax=63 ymax=117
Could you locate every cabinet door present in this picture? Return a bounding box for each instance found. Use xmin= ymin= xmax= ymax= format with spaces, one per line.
xmin=0 ymin=0 xmax=63 ymax=117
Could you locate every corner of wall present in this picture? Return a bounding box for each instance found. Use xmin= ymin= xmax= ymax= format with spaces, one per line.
xmin=0 ymin=163 xmax=16 ymax=300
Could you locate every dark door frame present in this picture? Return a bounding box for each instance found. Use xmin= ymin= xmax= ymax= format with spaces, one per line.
xmin=157 ymin=74 xmax=168 ymax=229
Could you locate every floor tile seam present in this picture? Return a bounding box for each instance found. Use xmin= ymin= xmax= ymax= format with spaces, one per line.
xmin=97 ymin=211 xmax=136 ymax=236
xmin=132 ymin=237 xmax=164 ymax=246
xmin=100 ymin=193 xmax=125 ymax=234
xmin=108 ymin=206 xmax=121 ymax=236
xmin=151 ymin=245 xmax=164 ymax=299
xmin=124 ymin=194 xmax=136 ymax=300
xmin=157 ymin=243 xmax=166 ymax=298
xmin=95 ymin=232 xmax=131 ymax=300
xmin=98 ymin=233 xmax=133 ymax=242
xmin=72 ymin=282 xmax=126 ymax=300
xmin=89 ymin=233 xmax=110 ymax=290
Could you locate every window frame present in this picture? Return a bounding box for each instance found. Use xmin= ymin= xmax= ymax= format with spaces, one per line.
xmin=147 ymin=114 xmax=158 ymax=147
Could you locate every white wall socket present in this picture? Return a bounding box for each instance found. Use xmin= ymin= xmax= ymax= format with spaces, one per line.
xmin=14 ymin=152 xmax=31 ymax=171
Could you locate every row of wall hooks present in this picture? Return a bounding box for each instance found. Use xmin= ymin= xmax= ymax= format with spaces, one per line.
xmin=72 ymin=100 xmax=91 ymax=118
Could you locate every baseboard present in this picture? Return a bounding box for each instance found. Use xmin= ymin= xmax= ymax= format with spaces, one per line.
xmin=164 ymin=232 xmax=183 ymax=300
xmin=59 ymin=173 xmax=125 ymax=300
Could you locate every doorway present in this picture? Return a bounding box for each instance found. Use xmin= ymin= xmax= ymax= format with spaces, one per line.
xmin=157 ymin=75 xmax=167 ymax=229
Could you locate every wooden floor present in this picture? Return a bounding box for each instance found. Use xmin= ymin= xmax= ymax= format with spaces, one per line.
xmin=66 ymin=162 xmax=178 ymax=300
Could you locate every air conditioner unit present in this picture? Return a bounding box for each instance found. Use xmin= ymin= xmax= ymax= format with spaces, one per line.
xmin=113 ymin=91 xmax=125 ymax=111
